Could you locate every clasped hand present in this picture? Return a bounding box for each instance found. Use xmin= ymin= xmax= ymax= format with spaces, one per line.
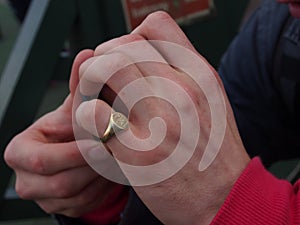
xmin=5 ymin=11 xmax=250 ymax=225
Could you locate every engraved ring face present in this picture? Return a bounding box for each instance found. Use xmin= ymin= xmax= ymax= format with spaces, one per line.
xmin=112 ymin=112 xmax=129 ymax=131
xmin=100 ymin=111 xmax=129 ymax=143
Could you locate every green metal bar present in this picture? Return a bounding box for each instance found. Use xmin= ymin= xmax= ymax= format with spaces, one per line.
xmin=0 ymin=0 xmax=50 ymax=205
xmin=0 ymin=0 xmax=78 ymax=220
xmin=0 ymin=2 xmax=20 ymax=76
xmin=0 ymin=0 xmax=51 ymax=125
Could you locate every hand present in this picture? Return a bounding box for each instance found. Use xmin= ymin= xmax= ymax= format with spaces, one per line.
xmin=75 ymin=11 xmax=250 ymax=225
xmin=4 ymin=50 xmax=117 ymax=217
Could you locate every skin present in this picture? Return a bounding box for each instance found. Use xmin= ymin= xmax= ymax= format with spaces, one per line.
xmin=7 ymin=0 xmax=297 ymax=222
xmin=4 ymin=50 xmax=118 ymax=217
xmin=4 ymin=12 xmax=250 ymax=224
xmin=75 ymin=12 xmax=250 ymax=225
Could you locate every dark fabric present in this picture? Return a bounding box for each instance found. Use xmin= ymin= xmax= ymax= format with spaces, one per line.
xmin=118 ymin=189 xmax=163 ymax=225
xmin=53 ymin=189 xmax=162 ymax=225
xmin=54 ymin=214 xmax=92 ymax=225
xmin=219 ymin=0 xmax=300 ymax=167
xmin=273 ymin=18 xmax=300 ymax=119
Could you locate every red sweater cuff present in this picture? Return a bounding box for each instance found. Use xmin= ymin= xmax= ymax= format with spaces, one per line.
xmin=211 ymin=157 xmax=300 ymax=224
xmin=80 ymin=184 xmax=129 ymax=225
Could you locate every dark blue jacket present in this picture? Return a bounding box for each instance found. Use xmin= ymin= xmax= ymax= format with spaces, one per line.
xmin=220 ymin=0 xmax=300 ymax=167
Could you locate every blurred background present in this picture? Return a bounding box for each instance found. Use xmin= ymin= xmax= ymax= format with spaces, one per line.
xmin=0 ymin=0 xmax=271 ymax=224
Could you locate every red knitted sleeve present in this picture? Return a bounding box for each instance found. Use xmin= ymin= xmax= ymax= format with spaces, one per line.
xmin=212 ymin=157 xmax=300 ymax=224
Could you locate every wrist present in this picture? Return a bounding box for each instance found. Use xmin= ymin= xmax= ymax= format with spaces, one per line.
xmin=202 ymin=150 xmax=251 ymax=224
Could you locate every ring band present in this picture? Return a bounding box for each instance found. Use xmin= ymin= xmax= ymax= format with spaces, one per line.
xmin=100 ymin=112 xmax=129 ymax=143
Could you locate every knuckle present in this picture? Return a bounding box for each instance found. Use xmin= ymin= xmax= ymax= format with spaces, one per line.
xmin=28 ymin=154 xmax=46 ymax=174
xmin=117 ymin=33 xmax=145 ymax=44
xmin=79 ymin=57 xmax=94 ymax=79
xmin=146 ymin=11 xmax=172 ymax=23
xmin=15 ymin=180 xmax=32 ymax=200
xmin=4 ymin=135 xmax=21 ymax=168
xmin=49 ymin=177 xmax=73 ymax=198
xmin=4 ymin=146 xmax=14 ymax=168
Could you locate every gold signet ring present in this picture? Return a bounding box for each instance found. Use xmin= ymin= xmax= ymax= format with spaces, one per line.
xmin=100 ymin=112 xmax=129 ymax=143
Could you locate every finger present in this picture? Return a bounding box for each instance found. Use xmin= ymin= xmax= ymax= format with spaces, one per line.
xmin=5 ymin=134 xmax=94 ymax=175
xmin=15 ymin=166 xmax=99 ymax=199
xmin=94 ymin=33 xmax=145 ymax=56
xmin=75 ymin=98 xmax=162 ymax=164
xmin=76 ymin=99 xmax=139 ymax=153
xmin=37 ymin=178 xmax=114 ymax=217
xmin=70 ymin=49 xmax=94 ymax=95
xmin=76 ymin=93 xmax=159 ymax=139
xmin=93 ymin=33 xmax=171 ymax=84
xmin=31 ymin=105 xmax=74 ymax=142
xmin=78 ymin=34 xmax=147 ymax=98
xmin=132 ymin=11 xmax=221 ymax=83
xmin=78 ymin=52 xmax=153 ymax=110
xmin=79 ymin=53 xmax=142 ymax=96
xmin=76 ymin=100 xmax=112 ymax=139
xmin=132 ymin=11 xmax=196 ymax=52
